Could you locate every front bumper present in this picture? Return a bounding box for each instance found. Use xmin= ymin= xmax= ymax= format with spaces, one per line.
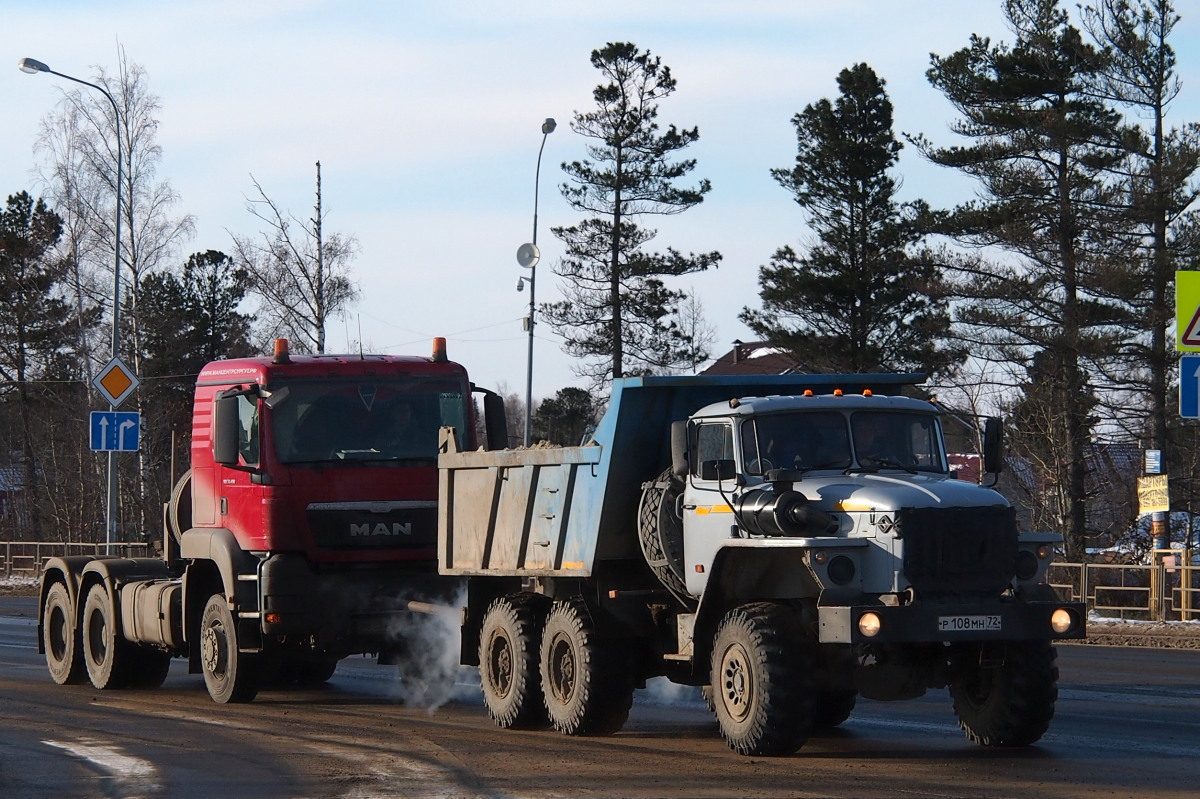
xmin=817 ymin=599 xmax=1087 ymax=644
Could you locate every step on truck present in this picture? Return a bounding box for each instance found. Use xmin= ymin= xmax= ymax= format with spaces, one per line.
xmin=39 ymin=338 xmax=506 ymax=703
xmin=437 ymin=373 xmax=1086 ymax=756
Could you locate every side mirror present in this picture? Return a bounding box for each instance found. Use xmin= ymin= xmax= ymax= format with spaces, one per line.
xmin=213 ymin=393 xmax=241 ymax=465
xmin=982 ymin=417 xmax=1005 ymax=474
xmin=482 ymin=392 xmax=508 ymax=451
xmin=670 ymin=420 xmax=689 ymax=477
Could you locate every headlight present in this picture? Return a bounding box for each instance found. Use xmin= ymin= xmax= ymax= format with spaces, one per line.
xmin=858 ymin=611 xmax=882 ymax=638
xmin=1050 ymin=608 xmax=1075 ymax=634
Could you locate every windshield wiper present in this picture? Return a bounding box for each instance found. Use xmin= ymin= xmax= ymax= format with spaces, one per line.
xmin=847 ymin=457 xmax=917 ymax=475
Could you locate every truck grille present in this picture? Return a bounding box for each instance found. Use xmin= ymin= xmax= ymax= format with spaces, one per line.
xmin=306 ymin=501 xmax=437 ymax=550
xmin=896 ymin=506 xmax=1017 ymax=599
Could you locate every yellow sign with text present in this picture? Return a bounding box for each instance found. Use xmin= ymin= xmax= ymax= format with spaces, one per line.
xmin=1137 ymin=474 xmax=1169 ymax=514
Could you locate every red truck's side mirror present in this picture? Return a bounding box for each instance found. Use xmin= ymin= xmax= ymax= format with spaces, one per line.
xmin=213 ymin=393 xmax=241 ymax=466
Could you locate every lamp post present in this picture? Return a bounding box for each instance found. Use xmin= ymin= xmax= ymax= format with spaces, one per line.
xmin=20 ymin=57 xmax=124 ymax=553
xmin=516 ymin=117 xmax=555 ymax=447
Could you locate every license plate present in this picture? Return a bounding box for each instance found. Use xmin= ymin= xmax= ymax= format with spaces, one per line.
xmin=937 ymin=614 xmax=1002 ymax=632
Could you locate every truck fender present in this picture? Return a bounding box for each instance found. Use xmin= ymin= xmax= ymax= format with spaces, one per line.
xmin=690 ymin=545 xmax=820 ymax=677
xmin=179 ymin=527 xmax=259 ymax=603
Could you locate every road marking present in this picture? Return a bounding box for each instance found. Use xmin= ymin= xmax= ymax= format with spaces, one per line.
xmin=43 ymin=738 xmax=162 ymax=798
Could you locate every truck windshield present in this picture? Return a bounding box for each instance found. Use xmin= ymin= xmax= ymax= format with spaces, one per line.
xmin=743 ymin=411 xmax=852 ymax=474
xmin=742 ymin=410 xmax=948 ymax=475
xmin=269 ymin=378 xmax=470 ymax=464
xmin=849 ymin=411 xmax=946 ymax=472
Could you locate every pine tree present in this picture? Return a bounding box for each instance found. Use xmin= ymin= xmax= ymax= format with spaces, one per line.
xmin=742 ymin=63 xmax=958 ymax=376
xmin=542 ymin=42 xmax=721 ymax=387
xmin=912 ymin=0 xmax=1129 ymax=557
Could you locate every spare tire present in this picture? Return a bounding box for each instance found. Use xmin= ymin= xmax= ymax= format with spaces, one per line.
xmin=638 ymin=469 xmax=694 ymax=606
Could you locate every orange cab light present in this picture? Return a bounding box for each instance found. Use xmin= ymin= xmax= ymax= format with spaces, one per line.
xmin=863 ymin=389 xmax=873 ymax=397
xmin=804 ymin=389 xmax=814 ymax=397
xmin=432 ymin=337 xmax=448 ymax=362
xmin=834 ymin=389 xmax=844 ymax=396
xmin=272 ymin=338 xmax=291 ymax=364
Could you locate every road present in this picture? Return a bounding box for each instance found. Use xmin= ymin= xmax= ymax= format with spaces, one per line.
xmin=1 ymin=595 xmax=1198 ymax=799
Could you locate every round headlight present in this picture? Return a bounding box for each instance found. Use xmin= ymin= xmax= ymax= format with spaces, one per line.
xmin=858 ymin=611 xmax=882 ymax=638
xmin=1050 ymin=608 xmax=1074 ymax=634
xmin=1015 ymin=550 xmax=1039 ymax=580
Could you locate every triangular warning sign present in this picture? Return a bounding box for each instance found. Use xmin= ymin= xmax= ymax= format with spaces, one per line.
xmin=1183 ymin=306 xmax=1200 ymax=347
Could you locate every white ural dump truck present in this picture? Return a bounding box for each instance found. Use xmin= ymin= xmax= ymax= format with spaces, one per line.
xmin=437 ymin=374 xmax=1085 ymax=756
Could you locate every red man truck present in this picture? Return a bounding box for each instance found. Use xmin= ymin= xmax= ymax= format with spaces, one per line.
xmin=38 ymin=338 xmax=505 ymax=702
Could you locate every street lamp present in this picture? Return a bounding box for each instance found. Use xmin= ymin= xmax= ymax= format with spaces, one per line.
xmin=20 ymin=57 xmax=124 ymax=553
xmin=516 ymin=117 xmax=555 ymax=447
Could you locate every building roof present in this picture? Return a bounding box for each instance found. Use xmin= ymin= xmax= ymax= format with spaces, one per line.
xmin=701 ymin=341 xmax=800 ymax=376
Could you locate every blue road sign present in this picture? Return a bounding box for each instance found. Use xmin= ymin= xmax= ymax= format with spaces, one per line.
xmin=90 ymin=411 xmax=141 ymax=452
xmin=1180 ymin=355 xmax=1200 ymax=419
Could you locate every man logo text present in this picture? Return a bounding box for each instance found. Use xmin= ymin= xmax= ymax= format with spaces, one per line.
xmin=350 ymin=523 xmax=413 ymax=537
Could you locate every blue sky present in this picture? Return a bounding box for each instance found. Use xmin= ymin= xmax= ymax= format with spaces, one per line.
xmin=3 ymin=1 xmax=1199 ymax=400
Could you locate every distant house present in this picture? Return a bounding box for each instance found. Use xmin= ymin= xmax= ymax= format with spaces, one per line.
xmin=701 ymin=340 xmax=800 ymax=376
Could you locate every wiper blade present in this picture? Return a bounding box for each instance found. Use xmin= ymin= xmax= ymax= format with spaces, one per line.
xmin=850 ymin=457 xmax=917 ymax=475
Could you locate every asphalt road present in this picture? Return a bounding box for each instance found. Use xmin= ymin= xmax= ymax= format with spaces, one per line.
xmin=1 ymin=595 xmax=1198 ymax=799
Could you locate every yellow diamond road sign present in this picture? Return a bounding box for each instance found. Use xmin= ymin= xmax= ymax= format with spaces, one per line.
xmin=92 ymin=357 xmax=140 ymax=408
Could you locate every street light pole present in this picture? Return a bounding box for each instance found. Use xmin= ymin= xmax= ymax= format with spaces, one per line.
xmin=517 ymin=118 xmax=555 ymax=447
xmin=20 ymin=57 xmax=124 ymax=553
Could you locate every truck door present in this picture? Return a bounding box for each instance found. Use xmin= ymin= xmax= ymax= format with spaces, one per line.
xmin=682 ymin=420 xmax=738 ymax=596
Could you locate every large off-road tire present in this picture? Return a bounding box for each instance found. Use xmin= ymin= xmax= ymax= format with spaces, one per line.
xmin=637 ymin=470 xmax=693 ymax=606
xmin=200 ymin=594 xmax=260 ymax=704
xmin=81 ymin=583 xmax=131 ymax=689
xmin=43 ymin=582 xmax=86 ymax=685
xmin=540 ymin=599 xmax=634 ymax=736
xmin=949 ymin=640 xmax=1059 ymax=747
xmin=480 ymin=594 xmax=547 ymax=729
xmin=710 ymin=603 xmax=816 ymax=756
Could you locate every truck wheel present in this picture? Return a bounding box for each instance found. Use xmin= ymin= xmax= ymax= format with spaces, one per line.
xmin=200 ymin=594 xmax=260 ymax=703
xmin=480 ymin=595 xmax=547 ymax=729
xmin=710 ymin=603 xmax=815 ymax=756
xmin=540 ymin=599 xmax=633 ymax=736
xmin=950 ymin=640 xmax=1058 ymax=746
xmin=43 ymin=582 xmax=86 ymax=685
xmin=81 ymin=583 xmax=130 ymax=689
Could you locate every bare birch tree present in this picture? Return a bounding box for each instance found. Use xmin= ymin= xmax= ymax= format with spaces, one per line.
xmin=232 ymin=162 xmax=359 ymax=354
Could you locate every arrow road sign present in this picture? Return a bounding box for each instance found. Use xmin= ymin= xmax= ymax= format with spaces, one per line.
xmin=1180 ymin=355 xmax=1200 ymax=419
xmin=90 ymin=411 xmax=141 ymax=452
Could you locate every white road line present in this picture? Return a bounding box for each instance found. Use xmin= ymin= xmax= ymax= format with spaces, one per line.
xmin=43 ymin=738 xmax=162 ymax=799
